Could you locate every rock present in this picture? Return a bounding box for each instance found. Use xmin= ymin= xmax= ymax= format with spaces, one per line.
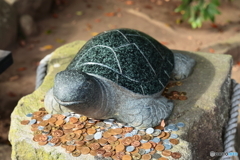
xmin=9 ymin=41 xmax=232 ymax=160
xmin=0 ymin=0 xmax=17 ymax=49
xmin=20 ymin=14 xmax=38 ymax=37
xmin=4 ymin=0 xmax=53 ymax=19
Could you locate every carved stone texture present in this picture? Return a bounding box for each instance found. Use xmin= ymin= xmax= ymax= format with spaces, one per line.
xmin=9 ymin=41 xmax=232 ymax=160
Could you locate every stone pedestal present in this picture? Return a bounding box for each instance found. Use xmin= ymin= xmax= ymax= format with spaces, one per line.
xmin=9 ymin=41 xmax=232 ymax=160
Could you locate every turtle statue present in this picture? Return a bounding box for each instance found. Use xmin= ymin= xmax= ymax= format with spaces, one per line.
xmin=44 ymin=28 xmax=196 ymax=129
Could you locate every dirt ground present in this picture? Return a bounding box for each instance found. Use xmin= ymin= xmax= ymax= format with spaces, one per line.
xmin=0 ymin=0 xmax=240 ymax=159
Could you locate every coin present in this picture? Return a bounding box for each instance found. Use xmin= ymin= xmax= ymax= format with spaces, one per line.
xmin=103 ymin=151 xmax=112 ymax=157
xmin=131 ymin=141 xmax=141 ymax=147
xmin=178 ymin=95 xmax=187 ymax=100
xmin=94 ymin=132 xmax=103 ymax=140
xmin=81 ymin=146 xmax=90 ymax=154
xmin=38 ymin=141 xmax=48 ymax=145
xmin=155 ymin=144 xmax=165 ymax=151
xmin=142 ymin=154 xmax=151 ymax=160
xmin=39 ymin=120 xmax=48 ymax=126
xmin=151 ymin=137 xmax=160 ymax=143
xmin=171 ymin=152 xmax=181 ymax=159
xmin=42 ymin=114 xmax=51 ymax=120
xmin=90 ymin=143 xmax=101 ymax=150
xmin=115 ymin=144 xmax=125 ymax=152
xmin=87 ymin=128 xmax=96 ymax=135
xmin=122 ymin=155 xmax=131 ymax=160
xmin=65 ymin=133 xmax=76 ymax=140
xmin=108 ymin=136 xmax=117 ymax=143
xmin=103 ymin=131 xmax=112 ymax=138
xmin=146 ymin=128 xmax=154 ymax=134
xmin=122 ymin=137 xmax=133 ymax=146
xmin=170 ymin=133 xmax=178 ymax=139
xmin=138 ymin=149 xmax=145 ymax=155
xmin=177 ymin=122 xmax=185 ymax=127
xmin=142 ymin=142 xmax=152 ymax=149
xmin=132 ymin=153 xmax=141 ymax=159
xmin=75 ymin=140 xmax=85 ymax=146
xmin=48 ymin=117 xmax=57 ymax=124
xmin=39 ymin=135 xmax=48 ymax=142
xmin=63 ymin=124 xmax=75 ymax=129
xmin=57 ymin=114 xmax=66 ymax=120
xmin=96 ymin=148 xmax=106 ymax=155
xmin=162 ymin=150 xmax=172 ymax=157
xmin=29 ymin=119 xmax=37 ymax=125
xmin=158 ymin=157 xmax=168 ymax=160
xmin=132 ymin=135 xmax=142 ymax=141
xmin=85 ymin=134 xmax=94 ymax=141
xmin=21 ymin=120 xmax=30 ymax=125
xmin=113 ymin=128 xmax=123 ymax=135
xmin=124 ymin=127 xmax=133 ymax=133
xmin=163 ymin=144 xmax=172 ymax=150
xmin=69 ymin=117 xmax=79 ymax=124
xmin=72 ymin=150 xmax=81 ymax=157
xmin=169 ymin=139 xmax=179 ymax=145
xmin=90 ymin=150 xmax=97 ymax=156
xmin=55 ymin=119 xmax=64 ymax=126
xmin=126 ymin=146 xmax=135 ymax=152
xmin=142 ymin=135 xmax=151 ymax=141
xmin=152 ymin=153 xmax=161 ymax=159
xmin=161 ymin=132 xmax=170 ymax=140
xmin=49 ymin=137 xmax=60 ymax=144
xmin=66 ymin=145 xmax=76 ymax=152
xmin=80 ymin=116 xmax=88 ymax=122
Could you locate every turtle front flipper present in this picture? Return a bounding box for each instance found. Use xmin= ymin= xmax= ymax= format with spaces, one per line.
xmin=171 ymin=52 xmax=196 ymax=80
xmin=116 ymin=96 xmax=173 ymax=129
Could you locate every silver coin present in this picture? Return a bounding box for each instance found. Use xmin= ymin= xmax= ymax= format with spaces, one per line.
xmin=48 ymin=142 xmax=55 ymax=146
xmin=94 ymin=132 xmax=102 ymax=140
xmin=28 ymin=119 xmax=36 ymax=125
xmin=138 ymin=149 xmax=145 ymax=155
xmin=116 ymin=122 xmax=125 ymax=127
xmin=152 ymin=153 xmax=161 ymax=159
xmin=104 ymin=157 xmax=113 ymax=160
xmin=170 ymin=133 xmax=178 ymax=139
xmin=73 ymin=114 xmax=81 ymax=118
xmin=163 ymin=139 xmax=170 ymax=144
xmin=138 ymin=130 xmax=146 ymax=136
xmin=171 ymin=126 xmax=179 ymax=131
xmin=126 ymin=146 xmax=135 ymax=152
xmin=145 ymin=149 xmax=151 ymax=154
xmin=167 ymin=124 xmax=177 ymax=130
xmin=26 ymin=113 xmax=33 ymax=117
xmin=151 ymin=137 xmax=160 ymax=143
xmin=96 ymin=122 xmax=105 ymax=127
xmin=103 ymin=119 xmax=114 ymax=125
xmin=66 ymin=140 xmax=75 ymax=145
xmin=131 ymin=129 xmax=138 ymax=135
xmin=177 ymin=122 xmax=185 ymax=127
xmin=124 ymin=133 xmax=133 ymax=137
xmin=64 ymin=116 xmax=70 ymax=123
xmin=164 ymin=143 xmax=172 ymax=150
xmin=146 ymin=128 xmax=154 ymax=134
xmin=140 ymin=139 xmax=148 ymax=143
xmin=152 ymin=129 xmax=161 ymax=136
xmin=47 ymin=135 xmax=53 ymax=141
xmin=114 ymin=134 xmax=122 ymax=139
xmin=37 ymin=126 xmax=44 ymax=130
xmin=62 ymin=112 xmax=70 ymax=116
xmin=164 ymin=126 xmax=171 ymax=132
xmin=111 ymin=124 xmax=120 ymax=129
xmin=86 ymin=135 xmax=94 ymax=141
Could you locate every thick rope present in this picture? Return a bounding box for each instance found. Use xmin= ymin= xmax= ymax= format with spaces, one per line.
xmin=221 ymin=80 xmax=240 ymax=160
xmin=35 ymin=54 xmax=240 ymax=159
xmin=35 ymin=54 xmax=52 ymax=90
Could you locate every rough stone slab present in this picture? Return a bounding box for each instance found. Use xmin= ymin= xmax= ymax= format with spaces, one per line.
xmin=9 ymin=41 xmax=232 ymax=160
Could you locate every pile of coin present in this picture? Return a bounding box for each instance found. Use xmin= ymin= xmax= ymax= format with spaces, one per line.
xmin=21 ymin=107 xmax=185 ymax=160
xmin=162 ymin=81 xmax=188 ymax=100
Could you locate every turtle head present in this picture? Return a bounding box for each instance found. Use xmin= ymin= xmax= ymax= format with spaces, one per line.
xmin=53 ymin=70 xmax=97 ymax=106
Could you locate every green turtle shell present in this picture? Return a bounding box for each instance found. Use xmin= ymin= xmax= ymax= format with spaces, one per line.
xmin=67 ymin=28 xmax=174 ymax=95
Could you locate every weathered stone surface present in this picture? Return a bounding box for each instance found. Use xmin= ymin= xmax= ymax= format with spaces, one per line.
xmin=0 ymin=0 xmax=17 ymax=49
xmin=4 ymin=0 xmax=53 ymax=19
xmin=20 ymin=14 xmax=38 ymax=37
xmin=9 ymin=41 xmax=232 ymax=160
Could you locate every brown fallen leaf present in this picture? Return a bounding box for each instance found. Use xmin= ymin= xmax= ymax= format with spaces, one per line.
xmin=211 ymin=23 xmax=218 ymax=28
xmin=39 ymin=45 xmax=54 ymax=51
xmin=209 ymin=48 xmax=215 ymax=53
xmin=17 ymin=67 xmax=27 ymax=71
xmin=94 ymin=19 xmax=101 ymax=23
xmin=91 ymin=32 xmax=99 ymax=36
xmin=125 ymin=0 xmax=134 ymax=5
xmin=237 ymin=61 xmax=240 ymax=66
xmin=105 ymin=12 xmax=115 ymax=17
xmin=86 ymin=23 xmax=92 ymax=31
xmin=9 ymin=75 xmax=19 ymax=81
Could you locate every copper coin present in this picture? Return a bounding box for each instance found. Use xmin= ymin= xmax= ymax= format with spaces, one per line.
xmin=149 ymin=141 xmax=157 ymax=148
xmin=142 ymin=135 xmax=151 ymax=141
xmin=103 ymin=131 xmax=112 ymax=138
xmin=31 ymin=127 xmax=38 ymax=132
xmin=132 ymin=135 xmax=142 ymax=141
xmin=81 ymin=146 xmax=90 ymax=154
xmin=49 ymin=137 xmax=60 ymax=144
xmin=72 ymin=133 xmax=81 ymax=140
xmin=55 ymin=119 xmax=64 ymax=126
xmin=142 ymin=142 xmax=152 ymax=149
xmin=162 ymin=150 xmax=172 ymax=157
xmin=154 ymin=125 xmax=164 ymax=130
xmin=65 ymin=133 xmax=76 ymax=140
xmin=89 ymin=143 xmax=100 ymax=150
xmin=21 ymin=120 xmax=30 ymax=125
xmin=124 ymin=127 xmax=133 ymax=133
xmin=158 ymin=132 xmax=166 ymax=138
xmin=75 ymin=140 xmax=85 ymax=146
xmin=33 ymin=134 xmax=42 ymax=142
xmin=161 ymin=132 xmax=170 ymax=140
xmin=171 ymin=152 xmax=181 ymax=159
xmin=158 ymin=158 xmax=168 ymax=160
xmin=115 ymin=144 xmax=125 ymax=152
xmin=63 ymin=124 xmax=75 ymax=129
xmin=48 ymin=117 xmax=57 ymax=124
xmin=108 ymin=136 xmax=118 ymax=143
xmin=75 ymin=124 xmax=84 ymax=129
xmin=80 ymin=116 xmax=88 ymax=122
xmin=72 ymin=150 xmax=81 ymax=157
xmin=61 ymin=144 xmax=68 ymax=148
xmin=39 ymin=120 xmax=48 ymax=126
xmin=87 ymin=128 xmax=96 ymax=135
xmin=113 ymin=128 xmax=123 ymax=135
xmin=122 ymin=137 xmax=133 ymax=146
xmin=90 ymin=150 xmax=97 ymax=156
xmin=31 ymin=124 xmax=39 ymax=128
xmin=39 ymin=135 xmax=48 ymax=142
xmin=38 ymin=141 xmax=48 ymax=145
xmin=66 ymin=145 xmax=76 ymax=152
xmin=69 ymin=117 xmax=79 ymax=124
xmin=131 ymin=141 xmax=141 ymax=147
xmin=142 ymin=154 xmax=151 ymax=160
xmin=179 ymin=95 xmax=187 ymax=100
xmin=104 ymin=151 xmax=112 ymax=157
xmin=73 ymin=129 xmax=83 ymax=134
xmin=102 ymin=145 xmax=112 ymax=151
xmin=57 ymin=114 xmax=66 ymax=120
xmin=122 ymin=154 xmax=131 ymax=160
xmin=33 ymin=111 xmax=43 ymax=116
xmin=55 ymin=141 xmax=62 ymax=146
xmin=130 ymin=147 xmax=139 ymax=154
xmin=155 ymin=144 xmax=165 ymax=151
xmin=43 ymin=125 xmax=51 ymax=132
xmin=52 ymin=130 xmax=64 ymax=137
xmin=176 ymin=81 xmax=182 ymax=86
xmin=169 ymin=139 xmax=179 ymax=145
xmin=98 ymin=138 xmax=108 ymax=145
xmin=96 ymin=148 xmax=106 ymax=155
